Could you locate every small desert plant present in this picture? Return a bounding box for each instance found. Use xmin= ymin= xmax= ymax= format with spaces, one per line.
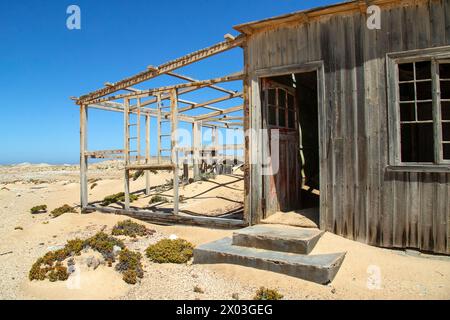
xmin=30 ymin=205 xmax=47 ymax=214
xmin=90 ymin=183 xmax=98 ymax=190
xmin=28 ymin=240 xmax=81 ymax=281
xmin=253 ymin=287 xmax=283 ymax=300
xmin=149 ymin=195 xmax=168 ymax=204
xmin=193 ymin=285 xmax=204 ymax=294
xmin=132 ymin=170 xmax=144 ymax=181
xmin=65 ymin=238 xmax=85 ymax=255
xmin=51 ymin=204 xmax=76 ymax=218
xmin=232 ymin=293 xmax=239 ymax=300
xmin=115 ymin=249 xmax=144 ymax=285
xmin=101 ymin=192 xmax=138 ymax=206
xmin=85 ymin=232 xmax=125 ymax=262
xmin=112 ymin=219 xmax=155 ymax=238
xmin=146 ymin=239 xmax=194 ymax=264
xmin=200 ymin=172 xmax=216 ymax=181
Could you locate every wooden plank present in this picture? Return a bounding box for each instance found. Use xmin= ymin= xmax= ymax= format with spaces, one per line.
xmin=86 ymin=205 xmax=248 ymax=228
xmin=171 ymin=89 xmax=179 ymax=215
xmin=80 ymin=104 xmax=88 ymax=210
xmin=145 ymin=114 xmax=151 ymax=195
xmin=166 ymin=71 xmax=237 ymax=95
xmin=124 ymin=98 xmax=131 ymax=210
xmin=126 ymin=163 xmax=174 ymax=171
xmin=178 ymin=92 xmax=243 ymax=113
xmin=194 ymin=105 xmax=243 ymax=121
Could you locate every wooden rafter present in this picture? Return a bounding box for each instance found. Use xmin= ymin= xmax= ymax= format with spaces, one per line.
xmin=194 ymin=105 xmax=243 ymax=121
xmin=77 ymin=35 xmax=245 ymax=104
xmin=86 ymin=72 xmax=244 ymax=105
xmin=166 ymin=71 xmax=237 ymax=95
xmin=178 ymin=92 xmax=243 ymax=113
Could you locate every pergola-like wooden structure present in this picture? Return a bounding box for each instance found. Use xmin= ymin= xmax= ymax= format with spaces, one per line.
xmin=73 ymin=34 xmax=248 ymax=227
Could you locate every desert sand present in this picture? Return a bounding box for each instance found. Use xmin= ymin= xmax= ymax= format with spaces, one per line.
xmin=0 ymin=162 xmax=449 ymax=300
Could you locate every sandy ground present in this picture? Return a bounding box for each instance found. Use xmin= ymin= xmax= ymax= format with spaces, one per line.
xmin=0 ymin=163 xmax=449 ymax=300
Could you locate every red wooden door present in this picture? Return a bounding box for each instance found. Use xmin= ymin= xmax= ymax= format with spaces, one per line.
xmin=262 ymin=79 xmax=301 ymax=214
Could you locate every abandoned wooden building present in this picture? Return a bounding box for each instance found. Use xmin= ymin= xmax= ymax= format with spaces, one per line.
xmin=73 ymin=0 xmax=450 ymax=255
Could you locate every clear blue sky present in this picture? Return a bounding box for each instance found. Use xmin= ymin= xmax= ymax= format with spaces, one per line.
xmin=0 ymin=0 xmax=336 ymax=164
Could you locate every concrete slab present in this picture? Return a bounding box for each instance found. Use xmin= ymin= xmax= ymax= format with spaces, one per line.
xmin=194 ymin=237 xmax=346 ymax=284
xmin=233 ymin=225 xmax=324 ymax=254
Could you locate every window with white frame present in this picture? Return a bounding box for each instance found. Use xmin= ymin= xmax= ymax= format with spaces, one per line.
xmin=389 ymin=51 xmax=450 ymax=166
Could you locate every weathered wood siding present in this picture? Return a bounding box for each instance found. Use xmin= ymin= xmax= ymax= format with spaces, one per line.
xmin=246 ymin=0 xmax=450 ymax=254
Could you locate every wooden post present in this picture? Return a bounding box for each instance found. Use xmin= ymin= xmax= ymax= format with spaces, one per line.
xmin=192 ymin=121 xmax=201 ymax=180
xmin=156 ymin=94 xmax=162 ymax=164
xmin=170 ymin=89 xmax=179 ymax=215
xmin=145 ymin=113 xmax=151 ymax=195
xmin=136 ymin=98 xmax=141 ymax=164
xmin=212 ymin=126 xmax=218 ymax=173
xmin=124 ymin=98 xmax=130 ymax=210
xmin=80 ymin=104 xmax=88 ymax=210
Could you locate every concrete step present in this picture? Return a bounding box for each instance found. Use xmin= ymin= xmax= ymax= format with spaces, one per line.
xmin=232 ymin=225 xmax=324 ymax=254
xmin=194 ymin=237 xmax=346 ymax=284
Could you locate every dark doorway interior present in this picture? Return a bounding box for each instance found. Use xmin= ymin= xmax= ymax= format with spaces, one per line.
xmin=263 ymin=70 xmax=320 ymax=219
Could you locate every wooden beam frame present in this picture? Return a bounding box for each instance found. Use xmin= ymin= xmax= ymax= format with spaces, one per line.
xmin=86 ymin=72 xmax=244 ymax=105
xmin=77 ymin=35 xmax=245 ymax=104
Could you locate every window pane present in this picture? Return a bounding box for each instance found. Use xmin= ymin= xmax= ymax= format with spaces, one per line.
xmin=417 ymin=102 xmax=433 ymax=121
xmin=416 ymin=81 xmax=432 ymax=100
xmin=268 ymin=89 xmax=276 ymax=105
xmin=442 ymin=102 xmax=450 ymax=121
xmin=440 ymin=63 xmax=450 ymax=79
xmin=443 ymin=123 xmax=450 ymax=142
xmin=287 ymin=94 xmax=295 ymax=110
xmin=288 ymin=111 xmax=295 ymax=129
xmin=278 ymin=89 xmax=286 ymax=108
xmin=401 ymin=123 xmax=435 ymax=163
xmin=269 ymin=106 xmax=277 ymax=125
xmin=443 ymin=144 xmax=450 ymax=160
xmin=279 ymin=108 xmax=286 ymax=127
xmin=399 ymin=82 xmax=415 ymax=101
xmin=399 ymin=63 xmax=414 ymax=81
xmin=400 ymin=103 xmax=415 ymax=121
xmin=441 ymin=81 xmax=450 ymax=99
xmin=415 ymin=61 xmax=431 ymax=80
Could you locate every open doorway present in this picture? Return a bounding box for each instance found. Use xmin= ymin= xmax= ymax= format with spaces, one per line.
xmin=261 ymin=70 xmax=320 ymax=227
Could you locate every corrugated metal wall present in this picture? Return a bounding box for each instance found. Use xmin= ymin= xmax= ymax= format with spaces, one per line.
xmin=246 ymin=0 xmax=450 ymax=253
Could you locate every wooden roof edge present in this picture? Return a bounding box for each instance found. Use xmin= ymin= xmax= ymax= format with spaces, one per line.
xmin=233 ymin=0 xmax=412 ymax=35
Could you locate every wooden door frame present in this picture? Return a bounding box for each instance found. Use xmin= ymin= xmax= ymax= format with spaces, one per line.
xmin=249 ymin=61 xmax=326 ymax=227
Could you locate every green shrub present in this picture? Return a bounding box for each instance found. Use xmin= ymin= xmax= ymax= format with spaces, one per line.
xmin=51 ymin=204 xmax=76 ymax=218
xmin=132 ymin=170 xmax=144 ymax=181
xmin=193 ymin=285 xmax=204 ymax=294
xmin=29 ymin=246 xmax=74 ymax=281
xmin=65 ymin=238 xmax=85 ymax=255
xmin=115 ymin=249 xmax=144 ymax=285
xmin=200 ymin=172 xmax=216 ymax=181
xmin=101 ymin=192 xmax=138 ymax=206
xmin=149 ymin=195 xmax=168 ymax=204
xmin=30 ymin=205 xmax=47 ymax=214
xmin=112 ymin=220 xmax=154 ymax=238
xmin=253 ymin=287 xmax=283 ymax=300
xmin=85 ymin=232 xmax=125 ymax=262
xmin=146 ymin=239 xmax=194 ymax=264
xmin=29 ymin=233 xmax=126 ymax=282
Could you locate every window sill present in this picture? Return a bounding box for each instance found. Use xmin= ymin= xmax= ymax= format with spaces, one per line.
xmin=386 ymin=165 xmax=450 ymax=173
